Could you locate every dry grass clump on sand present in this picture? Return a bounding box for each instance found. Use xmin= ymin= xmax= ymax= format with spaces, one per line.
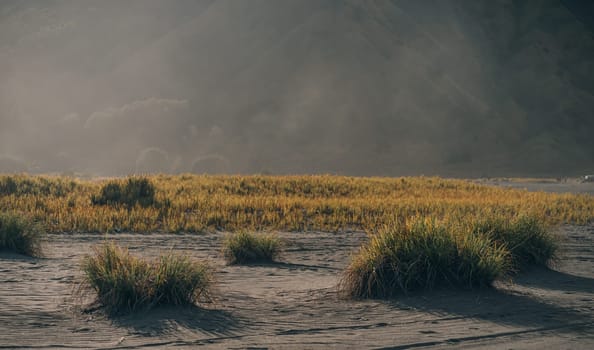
xmin=341 ymin=214 xmax=560 ymax=299
xmin=81 ymin=242 xmax=213 ymax=314
xmin=222 ymin=231 xmax=282 ymax=265
xmin=467 ymin=215 xmax=558 ymax=269
xmin=340 ymin=217 xmax=510 ymax=298
xmin=0 ymin=212 xmax=44 ymax=256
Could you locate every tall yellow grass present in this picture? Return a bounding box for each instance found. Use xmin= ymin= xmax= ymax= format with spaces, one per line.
xmin=1 ymin=174 xmax=592 ymax=233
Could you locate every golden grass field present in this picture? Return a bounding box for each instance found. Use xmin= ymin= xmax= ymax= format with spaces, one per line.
xmin=0 ymin=174 xmax=593 ymax=233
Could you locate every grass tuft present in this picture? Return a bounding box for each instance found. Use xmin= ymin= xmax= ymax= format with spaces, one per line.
xmin=340 ymin=217 xmax=509 ymax=299
xmin=222 ymin=231 xmax=282 ymax=264
xmin=0 ymin=212 xmax=43 ymax=256
xmin=469 ymin=215 xmax=558 ymax=269
xmin=91 ymin=177 xmax=155 ymax=207
xmin=81 ymin=242 xmax=212 ymax=314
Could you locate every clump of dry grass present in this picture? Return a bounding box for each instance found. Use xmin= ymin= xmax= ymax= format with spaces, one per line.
xmin=0 ymin=212 xmax=44 ymax=256
xmin=468 ymin=215 xmax=558 ymax=269
xmin=222 ymin=231 xmax=282 ymax=264
xmin=340 ymin=217 xmax=510 ymax=298
xmin=80 ymin=242 xmax=213 ymax=314
xmin=341 ymin=212 xmax=560 ymax=299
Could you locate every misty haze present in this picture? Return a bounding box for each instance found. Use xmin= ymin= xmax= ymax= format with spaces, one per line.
xmin=1 ymin=0 xmax=593 ymax=177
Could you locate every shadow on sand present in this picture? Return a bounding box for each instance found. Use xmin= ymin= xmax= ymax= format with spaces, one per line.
xmin=238 ymin=261 xmax=340 ymax=271
xmin=513 ymin=266 xmax=594 ymax=294
xmin=383 ymin=268 xmax=594 ymax=333
xmin=0 ymin=251 xmax=38 ymax=261
xmin=111 ymin=304 xmax=241 ymax=338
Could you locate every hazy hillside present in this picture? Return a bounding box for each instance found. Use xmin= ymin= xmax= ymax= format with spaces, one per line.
xmin=1 ymin=0 xmax=593 ymax=176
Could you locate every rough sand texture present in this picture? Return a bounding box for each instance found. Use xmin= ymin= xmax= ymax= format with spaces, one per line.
xmin=1 ymin=182 xmax=593 ymax=349
xmin=1 ymin=227 xmax=593 ymax=349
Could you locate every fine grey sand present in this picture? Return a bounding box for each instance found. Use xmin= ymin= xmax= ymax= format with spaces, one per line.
xmin=479 ymin=178 xmax=594 ymax=195
xmin=1 ymin=181 xmax=593 ymax=349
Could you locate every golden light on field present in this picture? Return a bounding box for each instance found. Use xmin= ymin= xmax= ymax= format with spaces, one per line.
xmin=1 ymin=174 xmax=592 ymax=233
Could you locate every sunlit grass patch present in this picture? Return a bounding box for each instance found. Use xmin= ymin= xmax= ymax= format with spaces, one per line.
xmin=469 ymin=215 xmax=558 ymax=269
xmin=340 ymin=217 xmax=509 ymax=299
xmin=222 ymin=231 xmax=282 ymax=265
xmin=0 ymin=212 xmax=44 ymax=256
xmin=1 ymin=174 xmax=593 ymax=233
xmin=80 ymin=242 xmax=213 ymax=314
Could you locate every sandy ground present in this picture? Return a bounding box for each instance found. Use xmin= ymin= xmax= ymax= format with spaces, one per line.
xmin=480 ymin=178 xmax=594 ymax=195
xmin=1 ymin=182 xmax=593 ymax=349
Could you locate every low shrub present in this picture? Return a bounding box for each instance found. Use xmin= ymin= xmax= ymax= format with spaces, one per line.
xmin=0 ymin=212 xmax=43 ymax=256
xmin=91 ymin=177 xmax=155 ymax=207
xmin=469 ymin=215 xmax=558 ymax=269
xmin=340 ymin=217 xmax=509 ymax=298
xmin=222 ymin=231 xmax=282 ymax=264
xmin=81 ymin=242 xmax=212 ymax=314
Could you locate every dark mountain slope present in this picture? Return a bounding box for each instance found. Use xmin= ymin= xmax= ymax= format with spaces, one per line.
xmin=0 ymin=0 xmax=592 ymax=176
